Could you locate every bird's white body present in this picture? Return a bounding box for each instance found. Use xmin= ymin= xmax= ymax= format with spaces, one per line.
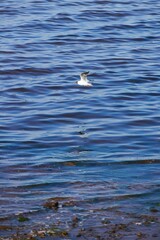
xmin=77 ymin=71 xmax=92 ymax=87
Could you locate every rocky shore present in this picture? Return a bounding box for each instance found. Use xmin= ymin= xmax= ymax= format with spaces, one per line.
xmin=0 ymin=197 xmax=159 ymax=240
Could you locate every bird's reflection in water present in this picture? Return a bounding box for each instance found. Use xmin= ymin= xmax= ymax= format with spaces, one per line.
xmin=75 ymin=125 xmax=92 ymax=154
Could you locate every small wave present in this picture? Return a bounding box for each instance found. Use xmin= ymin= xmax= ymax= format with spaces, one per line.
xmin=7 ymin=87 xmax=36 ymax=93
xmin=0 ymin=67 xmax=53 ymax=76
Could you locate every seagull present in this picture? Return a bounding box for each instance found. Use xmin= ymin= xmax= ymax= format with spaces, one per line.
xmin=76 ymin=71 xmax=92 ymax=87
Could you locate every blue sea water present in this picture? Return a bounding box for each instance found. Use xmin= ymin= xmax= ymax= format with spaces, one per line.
xmin=0 ymin=0 xmax=160 ymax=221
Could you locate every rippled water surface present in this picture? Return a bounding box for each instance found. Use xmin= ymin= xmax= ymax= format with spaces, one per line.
xmin=0 ymin=0 xmax=160 ymax=221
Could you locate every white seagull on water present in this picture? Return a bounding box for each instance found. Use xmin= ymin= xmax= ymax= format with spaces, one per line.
xmin=76 ymin=71 xmax=92 ymax=87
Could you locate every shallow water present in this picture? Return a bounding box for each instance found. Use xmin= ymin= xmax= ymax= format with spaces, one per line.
xmin=0 ymin=0 xmax=160 ymax=220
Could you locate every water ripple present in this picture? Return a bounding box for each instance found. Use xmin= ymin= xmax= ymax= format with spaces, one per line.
xmin=0 ymin=0 xmax=160 ymax=220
